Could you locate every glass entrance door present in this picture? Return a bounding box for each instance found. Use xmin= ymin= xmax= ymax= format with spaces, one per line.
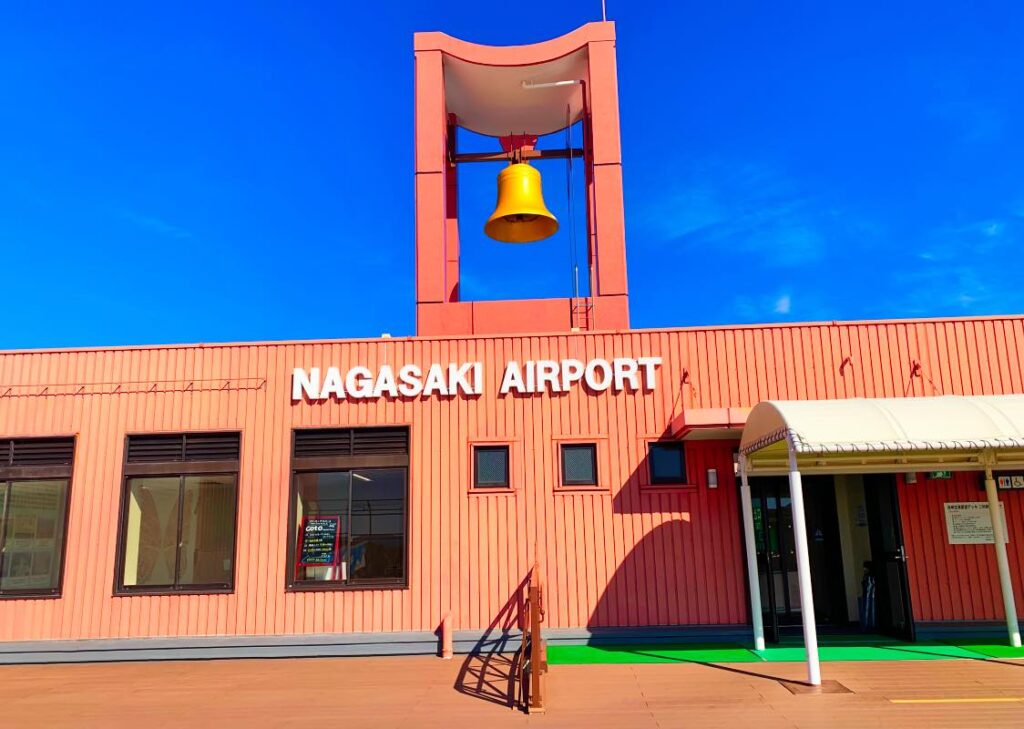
xmin=751 ymin=476 xmax=848 ymax=641
xmin=862 ymin=475 xmax=915 ymax=641
xmin=753 ymin=478 xmax=797 ymax=642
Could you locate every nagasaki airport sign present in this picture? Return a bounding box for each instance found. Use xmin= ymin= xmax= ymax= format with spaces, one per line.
xmin=292 ymin=357 xmax=662 ymax=401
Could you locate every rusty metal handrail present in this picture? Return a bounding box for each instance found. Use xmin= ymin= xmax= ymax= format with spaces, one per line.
xmin=520 ymin=562 xmax=547 ymax=714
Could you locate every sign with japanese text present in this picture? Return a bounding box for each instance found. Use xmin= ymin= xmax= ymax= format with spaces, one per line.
xmin=944 ymin=502 xmax=1008 ymax=545
xmin=298 ymin=516 xmax=341 ymax=566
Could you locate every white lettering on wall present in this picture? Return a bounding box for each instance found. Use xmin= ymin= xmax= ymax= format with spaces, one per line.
xmin=398 ymin=364 xmax=423 ymax=397
xmin=560 ymin=359 xmax=585 ymax=391
xmin=293 ymin=367 xmax=321 ymax=401
xmin=448 ymin=362 xmax=480 ymax=396
xmin=421 ymin=364 xmax=449 ymax=397
xmin=499 ymin=361 xmax=525 ymax=395
xmin=372 ymin=365 xmax=398 ymax=398
xmin=292 ymin=357 xmax=662 ymax=401
xmin=346 ymin=366 xmax=374 ymax=398
xmin=320 ymin=367 xmax=345 ymax=399
xmin=584 ymin=359 xmax=612 ymax=391
xmin=636 ymin=357 xmax=660 ymax=390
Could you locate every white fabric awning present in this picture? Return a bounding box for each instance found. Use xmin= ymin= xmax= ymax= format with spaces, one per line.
xmin=740 ymin=395 xmax=1024 ymax=475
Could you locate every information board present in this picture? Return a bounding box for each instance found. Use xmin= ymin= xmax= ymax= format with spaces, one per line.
xmin=298 ymin=516 xmax=341 ymax=566
xmin=944 ymin=502 xmax=1009 ymax=545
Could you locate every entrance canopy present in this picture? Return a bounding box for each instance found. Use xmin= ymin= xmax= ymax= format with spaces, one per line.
xmin=740 ymin=395 xmax=1024 ymax=475
xmin=737 ymin=394 xmax=1024 ymax=685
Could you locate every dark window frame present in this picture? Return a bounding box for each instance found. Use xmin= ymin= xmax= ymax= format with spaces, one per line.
xmin=286 ymin=427 xmax=410 ymax=593
xmin=472 ymin=444 xmax=511 ymax=490
xmin=647 ymin=440 xmax=689 ymax=486
xmin=0 ymin=436 xmax=76 ymax=599
xmin=113 ymin=432 xmax=241 ymax=597
xmin=559 ymin=443 xmax=599 ymax=487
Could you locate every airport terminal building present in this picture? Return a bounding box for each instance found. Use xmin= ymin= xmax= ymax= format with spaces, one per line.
xmin=1 ymin=23 xmax=1022 ymax=667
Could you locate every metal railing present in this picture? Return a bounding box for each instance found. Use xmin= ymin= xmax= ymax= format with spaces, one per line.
xmin=519 ymin=562 xmax=548 ymax=713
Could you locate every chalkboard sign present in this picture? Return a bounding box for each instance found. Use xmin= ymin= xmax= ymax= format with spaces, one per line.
xmin=298 ymin=516 xmax=341 ymax=566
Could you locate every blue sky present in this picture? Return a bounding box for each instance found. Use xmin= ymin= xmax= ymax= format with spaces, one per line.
xmin=2 ymin=2 xmax=1021 ymax=348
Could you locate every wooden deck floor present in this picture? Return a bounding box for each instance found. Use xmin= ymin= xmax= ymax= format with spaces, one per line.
xmin=1 ymin=654 xmax=1022 ymax=727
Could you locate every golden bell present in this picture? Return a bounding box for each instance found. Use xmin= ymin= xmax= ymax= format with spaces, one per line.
xmin=484 ymin=162 xmax=559 ymax=243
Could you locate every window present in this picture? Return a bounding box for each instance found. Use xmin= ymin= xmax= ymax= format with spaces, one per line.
xmin=289 ymin=427 xmax=409 ymax=589
xmin=560 ymin=444 xmax=598 ymax=487
xmin=473 ymin=445 xmax=510 ymax=489
xmin=648 ymin=441 xmax=687 ymax=485
xmin=116 ymin=433 xmax=240 ymax=594
xmin=0 ymin=437 xmax=74 ymax=597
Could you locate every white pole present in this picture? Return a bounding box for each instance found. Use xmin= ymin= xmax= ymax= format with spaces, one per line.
xmin=739 ymin=454 xmax=766 ymax=651
xmin=787 ymin=444 xmax=821 ymax=686
xmin=985 ymin=466 xmax=1021 ymax=648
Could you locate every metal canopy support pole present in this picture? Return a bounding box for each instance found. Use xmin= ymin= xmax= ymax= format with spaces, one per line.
xmin=787 ymin=442 xmax=821 ymax=686
xmin=739 ymin=454 xmax=766 ymax=651
xmin=984 ymin=463 xmax=1021 ymax=648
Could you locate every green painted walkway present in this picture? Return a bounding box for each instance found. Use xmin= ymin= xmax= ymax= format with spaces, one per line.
xmin=547 ymin=635 xmax=1024 ymax=665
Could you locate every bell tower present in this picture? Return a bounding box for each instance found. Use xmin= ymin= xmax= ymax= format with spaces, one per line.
xmin=413 ymin=22 xmax=630 ymax=336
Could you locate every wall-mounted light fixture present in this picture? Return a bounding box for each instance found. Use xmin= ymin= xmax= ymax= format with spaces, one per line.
xmin=732 ymin=449 xmax=740 ymax=476
xmin=905 ymin=472 xmax=917 ymax=484
xmin=707 ymin=468 xmax=718 ymax=489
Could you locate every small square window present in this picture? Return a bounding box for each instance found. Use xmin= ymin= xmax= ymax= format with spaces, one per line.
xmin=648 ymin=442 xmax=686 ymax=485
xmin=474 ymin=446 xmax=510 ymax=488
xmin=561 ymin=444 xmax=598 ymax=486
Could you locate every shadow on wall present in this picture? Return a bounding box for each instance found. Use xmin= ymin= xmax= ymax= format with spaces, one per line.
xmin=587 ymin=439 xmax=746 ymax=629
xmin=452 ymin=437 xmax=744 ymax=667
xmin=453 ymin=572 xmax=529 ymax=709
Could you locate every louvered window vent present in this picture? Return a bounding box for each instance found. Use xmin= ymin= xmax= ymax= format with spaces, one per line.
xmin=293 ymin=427 xmax=409 ymax=459
xmin=127 ymin=433 xmax=240 ymax=463
xmin=4 ymin=437 xmax=75 ymax=467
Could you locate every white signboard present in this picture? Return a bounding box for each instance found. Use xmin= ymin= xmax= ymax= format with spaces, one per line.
xmin=944 ymin=502 xmax=1009 ymax=545
xmin=292 ymin=357 xmax=662 ymax=402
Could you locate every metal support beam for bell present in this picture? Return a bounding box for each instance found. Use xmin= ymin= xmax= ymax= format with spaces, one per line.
xmin=453 ymin=148 xmax=585 ymax=164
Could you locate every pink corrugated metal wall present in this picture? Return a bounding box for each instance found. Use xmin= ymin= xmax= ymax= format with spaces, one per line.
xmin=898 ymin=472 xmax=1024 ymax=623
xmin=0 ymin=315 xmax=1022 ymax=641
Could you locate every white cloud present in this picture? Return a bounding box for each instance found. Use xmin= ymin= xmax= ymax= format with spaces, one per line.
xmin=731 ymin=291 xmax=816 ymax=322
xmin=632 ymin=157 xmax=831 ymax=268
xmin=120 ymin=211 xmax=194 ymax=240
xmin=981 ymin=221 xmax=1004 ymax=237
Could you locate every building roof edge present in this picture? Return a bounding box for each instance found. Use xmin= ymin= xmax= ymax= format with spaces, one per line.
xmin=1 ymin=313 xmax=1022 ymax=357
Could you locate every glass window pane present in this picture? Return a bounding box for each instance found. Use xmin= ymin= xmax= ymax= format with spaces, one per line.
xmin=178 ymin=475 xmax=236 ymax=586
xmin=649 ymin=443 xmax=685 ymax=483
xmin=0 ymin=480 xmax=68 ymax=593
xmin=474 ymin=446 xmax=509 ymax=488
xmin=294 ymin=471 xmax=350 ymax=583
xmin=122 ymin=476 xmax=180 ymax=587
xmin=562 ymin=444 xmax=597 ymax=485
xmin=350 ymin=468 xmax=405 ymax=582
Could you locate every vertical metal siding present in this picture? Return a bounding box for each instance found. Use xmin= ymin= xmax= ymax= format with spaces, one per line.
xmin=899 ymin=472 xmax=1024 ymax=623
xmin=0 ymin=315 xmax=1022 ymax=641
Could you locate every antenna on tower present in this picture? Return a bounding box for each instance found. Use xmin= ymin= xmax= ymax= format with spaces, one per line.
xmin=601 ymin=1 xmax=607 ymax=21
